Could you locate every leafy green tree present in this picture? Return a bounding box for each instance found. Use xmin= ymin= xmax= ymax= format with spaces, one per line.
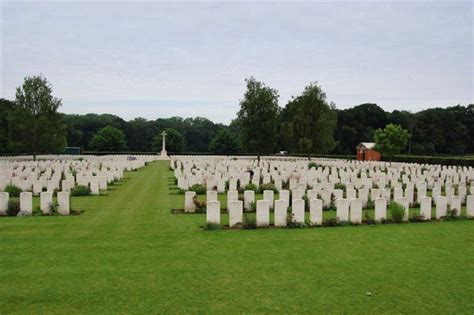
xmin=125 ymin=117 xmax=158 ymax=152
xmin=374 ymin=124 xmax=411 ymax=160
xmin=0 ymin=99 xmax=15 ymax=153
xmin=152 ymin=128 xmax=186 ymax=153
xmin=9 ymin=75 xmax=66 ymax=159
xmin=89 ymin=125 xmax=127 ymax=151
xmin=209 ymin=129 xmax=241 ymax=154
xmin=64 ymin=113 xmax=126 ymax=150
xmin=236 ymin=77 xmax=279 ymax=159
xmin=334 ymin=103 xmax=388 ymax=154
xmin=280 ymin=83 xmax=337 ymax=157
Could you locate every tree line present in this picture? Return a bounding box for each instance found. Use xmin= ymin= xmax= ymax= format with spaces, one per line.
xmin=0 ymin=75 xmax=473 ymax=157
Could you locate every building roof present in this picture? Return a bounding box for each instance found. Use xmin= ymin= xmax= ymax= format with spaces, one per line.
xmin=358 ymin=142 xmax=376 ymax=149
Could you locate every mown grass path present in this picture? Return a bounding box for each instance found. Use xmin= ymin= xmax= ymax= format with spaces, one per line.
xmin=1 ymin=161 xmax=473 ymax=313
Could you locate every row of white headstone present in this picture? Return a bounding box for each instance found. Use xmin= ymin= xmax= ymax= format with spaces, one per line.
xmin=171 ymin=156 xmax=474 ymax=194
xmin=0 ymin=191 xmax=70 ymax=216
xmin=0 ymin=154 xmax=156 ymax=195
xmin=204 ymin=195 xmax=474 ymax=227
xmin=184 ymin=186 xmax=470 ymax=213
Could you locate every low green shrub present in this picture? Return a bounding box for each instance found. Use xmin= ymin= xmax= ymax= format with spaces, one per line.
xmin=259 ymin=183 xmax=278 ymax=193
xmin=308 ymin=162 xmax=319 ymax=169
xmin=189 ymin=184 xmax=206 ymax=195
xmin=193 ymin=196 xmax=206 ymax=213
xmin=286 ymin=213 xmax=307 ymax=228
xmin=247 ymin=201 xmax=257 ymax=212
xmin=389 ymin=202 xmax=405 ymax=223
xmin=409 ymin=214 xmax=426 ymax=222
xmin=7 ymin=199 xmax=20 ymax=216
xmin=242 ymin=214 xmax=256 ymax=229
xmin=322 ymin=217 xmax=339 ymax=227
xmin=334 ymin=183 xmax=346 ymax=191
xmin=71 ymin=185 xmax=91 ymax=196
xmin=365 ymin=199 xmax=375 ymax=210
xmin=363 ymin=211 xmax=376 ymax=225
xmin=243 ymin=183 xmax=258 ymax=193
xmin=203 ymin=223 xmax=222 ymax=230
xmin=4 ymin=184 xmax=22 ymax=197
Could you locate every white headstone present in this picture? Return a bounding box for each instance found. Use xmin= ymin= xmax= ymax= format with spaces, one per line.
xmin=90 ymin=179 xmax=99 ymax=195
xmin=228 ymin=200 xmax=243 ymax=227
xmin=374 ymin=197 xmax=386 ymax=221
xmin=206 ymin=200 xmax=220 ymax=224
xmin=435 ymin=196 xmax=447 ymax=219
xmin=292 ymin=189 xmax=304 ymax=201
xmin=292 ymin=199 xmax=305 ymax=224
xmin=57 ymin=192 xmax=70 ymax=215
xmin=420 ymin=196 xmax=432 ymax=220
xmin=0 ymin=192 xmax=8 ymax=215
xmin=449 ymin=195 xmax=461 ymax=216
xmin=466 ymin=195 xmax=474 ymax=217
xmin=274 ymin=199 xmax=287 ymax=227
xmin=206 ymin=190 xmax=218 ymax=202
xmin=256 ymin=200 xmax=270 ymax=227
xmin=40 ymin=192 xmax=53 ymax=214
xmin=279 ymin=190 xmax=290 ymax=209
xmin=20 ymin=192 xmax=32 ymax=214
xmin=350 ymin=198 xmax=362 ymax=223
xmin=227 ymin=190 xmax=238 ymax=210
xmin=263 ymin=190 xmax=274 ymax=209
xmin=336 ymin=198 xmax=349 ymax=222
xmin=309 ymin=198 xmax=323 ymax=225
xmin=185 ymin=191 xmax=196 ymax=213
xmin=243 ymin=190 xmax=255 ymax=210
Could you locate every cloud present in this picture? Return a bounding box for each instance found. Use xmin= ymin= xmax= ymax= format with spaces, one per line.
xmin=2 ymin=1 xmax=472 ymax=123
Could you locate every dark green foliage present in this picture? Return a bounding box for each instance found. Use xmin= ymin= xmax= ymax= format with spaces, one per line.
xmin=286 ymin=213 xmax=308 ymax=228
xmin=71 ymin=185 xmax=91 ymax=196
xmin=189 ymin=184 xmax=206 ymax=195
xmin=259 ymin=183 xmax=278 ymax=193
xmin=322 ymin=217 xmax=339 ymax=227
xmin=334 ymin=183 xmax=346 ymax=191
xmin=4 ymin=184 xmax=22 ymax=197
xmin=89 ymin=126 xmax=127 ymax=151
xmin=242 ymin=213 xmax=257 ymax=229
xmin=334 ymin=104 xmax=388 ymax=154
xmin=242 ymin=183 xmax=258 ymax=193
xmin=7 ymin=199 xmax=20 ymax=216
xmin=374 ymin=124 xmax=411 ymax=159
xmin=409 ymin=214 xmax=426 ymax=223
xmin=152 ymin=128 xmax=186 ymax=153
xmin=308 ymin=162 xmax=319 ymax=169
xmin=8 ymin=75 xmax=66 ymax=157
xmin=365 ymin=199 xmax=375 ymax=210
xmin=280 ymin=83 xmax=337 ymax=155
xmin=363 ymin=211 xmax=376 ymax=225
xmin=125 ymin=117 xmax=158 ymax=152
xmin=389 ymin=202 xmax=405 ymax=223
xmin=203 ymin=223 xmax=222 ymax=231
xmin=209 ymin=129 xmax=240 ymax=154
xmin=0 ymin=98 xmax=14 ymax=153
xmin=236 ymin=77 xmax=279 ymax=156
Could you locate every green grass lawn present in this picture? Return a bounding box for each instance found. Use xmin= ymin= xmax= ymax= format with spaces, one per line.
xmin=1 ymin=161 xmax=473 ymax=314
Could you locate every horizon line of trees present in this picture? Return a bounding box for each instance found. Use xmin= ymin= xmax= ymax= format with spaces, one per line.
xmin=0 ymin=75 xmax=473 ymax=157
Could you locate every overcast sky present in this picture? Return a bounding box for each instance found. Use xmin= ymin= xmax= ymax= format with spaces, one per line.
xmin=1 ymin=1 xmax=473 ymax=123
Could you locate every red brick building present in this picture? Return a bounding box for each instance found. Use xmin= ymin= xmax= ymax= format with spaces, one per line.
xmin=356 ymin=142 xmax=381 ymax=161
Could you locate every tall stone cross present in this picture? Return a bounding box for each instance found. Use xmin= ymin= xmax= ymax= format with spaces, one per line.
xmin=160 ymin=131 xmax=167 ymax=156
